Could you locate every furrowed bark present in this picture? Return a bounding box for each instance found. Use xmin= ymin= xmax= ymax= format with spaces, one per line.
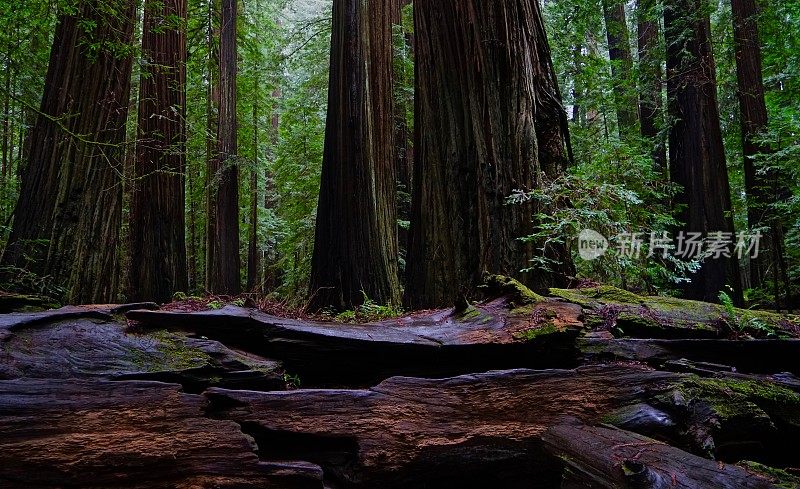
xmin=308 ymin=0 xmax=401 ymax=311
xmin=731 ymin=0 xmax=788 ymax=295
xmin=207 ymin=0 xmax=240 ymax=295
xmin=602 ymin=0 xmax=639 ymax=136
xmin=664 ymin=0 xmax=743 ymax=305
xmin=406 ymin=0 xmax=572 ymax=309
xmin=0 ymin=0 xmax=137 ymax=303
xmin=129 ymin=0 xmax=189 ymax=303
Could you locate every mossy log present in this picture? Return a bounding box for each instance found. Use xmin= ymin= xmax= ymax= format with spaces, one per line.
xmin=206 ymin=365 xmax=800 ymax=487
xmin=551 ymin=286 xmax=800 ymax=340
xmin=541 ymin=424 xmax=779 ymax=488
xmin=0 ymin=306 xmax=284 ymax=392
xmin=0 ymin=380 xmax=323 ymax=488
xmin=127 ymin=297 xmax=584 ymax=386
xmin=205 ymin=366 xmax=678 ymax=488
xmin=580 ymin=334 xmax=800 ymax=375
xmin=0 ymin=292 xmax=58 ymax=313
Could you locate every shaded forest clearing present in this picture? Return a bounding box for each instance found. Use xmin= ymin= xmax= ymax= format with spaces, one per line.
xmin=2 ymin=279 xmax=800 ymax=488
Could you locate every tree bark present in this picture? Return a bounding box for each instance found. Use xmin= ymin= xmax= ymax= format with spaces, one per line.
xmin=731 ymin=0 xmax=786 ymax=292
xmin=308 ymin=0 xmax=401 ymax=311
xmin=664 ymin=0 xmax=744 ymax=305
xmin=129 ymin=0 xmax=189 ymax=303
xmin=602 ymin=0 xmax=639 ymax=136
xmin=1 ymin=46 xmax=9 ymax=183
xmin=247 ymin=100 xmax=260 ymax=291
xmin=637 ymin=0 xmax=667 ymax=173
xmin=0 ymin=0 xmax=136 ymax=303
xmin=206 ymin=0 xmax=240 ymax=295
xmin=406 ymin=0 xmax=572 ymax=310
xmin=204 ymin=0 xmax=220 ymax=292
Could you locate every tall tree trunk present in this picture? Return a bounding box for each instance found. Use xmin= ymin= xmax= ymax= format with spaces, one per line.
xmin=247 ymin=99 xmax=260 ymax=291
xmin=188 ymin=148 xmax=198 ymax=291
xmin=308 ymin=0 xmax=401 ymax=311
xmin=637 ymin=0 xmax=667 ymax=174
xmin=129 ymin=0 xmax=189 ymax=303
xmin=664 ymin=0 xmax=743 ymax=305
xmin=0 ymin=0 xmax=136 ymax=303
xmin=206 ymin=0 xmax=240 ymax=295
xmin=1 ymin=46 xmax=9 ymax=184
xmin=204 ymin=0 xmax=220 ymax=292
xmin=406 ymin=0 xmax=572 ymax=310
xmin=731 ymin=0 xmax=784 ymax=293
xmin=602 ymin=0 xmax=639 ymax=136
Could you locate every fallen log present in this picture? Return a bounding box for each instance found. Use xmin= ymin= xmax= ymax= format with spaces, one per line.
xmin=206 ymin=365 xmax=800 ymax=486
xmin=551 ymin=286 xmax=800 ymax=339
xmin=205 ymin=365 xmax=681 ymax=487
xmin=127 ymin=297 xmax=585 ymax=386
xmin=541 ymin=424 xmax=778 ymax=488
xmin=0 ymin=302 xmax=159 ymax=340
xmin=0 ymin=312 xmax=285 ymax=392
xmin=0 ymin=379 xmax=324 ymax=488
xmin=580 ymin=334 xmax=800 ymax=375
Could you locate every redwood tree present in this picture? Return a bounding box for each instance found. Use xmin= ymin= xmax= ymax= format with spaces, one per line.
xmin=129 ymin=0 xmax=188 ymax=303
xmin=206 ymin=0 xmax=240 ymax=295
xmin=664 ymin=0 xmax=743 ymax=304
xmin=308 ymin=0 xmax=401 ymax=311
xmin=406 ymin=0 xmax=572 ymax=310
xmin=731 ymin=0 xmax=787 ymax=292
xmin=0 ymin=0 xmax=136 ymax=303
xmin=637 ymin=0 xmax=666 ymax=173
xmin=602 ymin=0 xmax=639 ymax=135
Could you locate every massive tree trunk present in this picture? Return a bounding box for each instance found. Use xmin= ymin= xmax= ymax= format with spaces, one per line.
xmin=204 ymin=0 xmax=219 ymax=292
xmin=0 ymin=0 xmax=136 ymax=303
xmin=129 ymin=0 xmax=189 ymax=303
xmin=664 ymin=0 xmax=743 ymax=305
xmin=405 ymin=0 xmax=572 ymax=310
xmin=601 ymin=0 xmax=639 ymax=136
xmin=637 ymin=0 xmax=666 ymax=173
xmin=206 ymin=0 xmax=240 ymax=295
xmin=731 ymin=0 xmax=786 ymax=293
xmin=308 ymin=0 xmax=401 ymax=311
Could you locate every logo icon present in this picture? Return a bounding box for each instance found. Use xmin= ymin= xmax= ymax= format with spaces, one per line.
xmin=578 ymin=229 xmax=608 ymax=261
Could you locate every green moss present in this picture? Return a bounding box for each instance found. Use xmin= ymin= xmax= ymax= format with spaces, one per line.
xmin=550 ymin=286 xmax=799 ymax=338
xmin=458 ymin=305 xmax=482 ymax=320
xmin=667 ymin=377 xmax=800 ymax=426
xmin=482 ymin=275 xmax=546 ymax=305
xmin=512 ymin=322 xmax=560 ymax=342
xmin=738 ymin=461 xmax=800 ymax=488
xmin=129 ymin=330 xmax=211 ymax=373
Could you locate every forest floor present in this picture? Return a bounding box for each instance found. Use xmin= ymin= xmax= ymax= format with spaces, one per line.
xmin=1 ymin=279 xmax=800 ymax=488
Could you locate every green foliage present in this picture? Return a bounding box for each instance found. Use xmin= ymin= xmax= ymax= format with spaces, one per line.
xmin=331 ymin=292 xmax=405 ymax=323
xmin=719 ymin=290 xmax=780 ymax=338
xmin=510 ymin=142 xmax=690 ymax=294
xmin=282 ymin=372 xmax=301 ymax=389
xmin=270 ymin=2 xmax=331 ymax=301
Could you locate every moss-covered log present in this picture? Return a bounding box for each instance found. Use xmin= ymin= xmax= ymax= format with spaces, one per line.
xmin=127 ymin=292 xmax=584 ymax=386
xmin=0 ymin=305 xmax=284 ymax=392
xmin=551 ymin=285 xmax=800 ymax=339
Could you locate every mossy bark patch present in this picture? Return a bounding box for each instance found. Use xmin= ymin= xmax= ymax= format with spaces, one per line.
xmin=550 ymin=286 xmax=800 ymax=339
